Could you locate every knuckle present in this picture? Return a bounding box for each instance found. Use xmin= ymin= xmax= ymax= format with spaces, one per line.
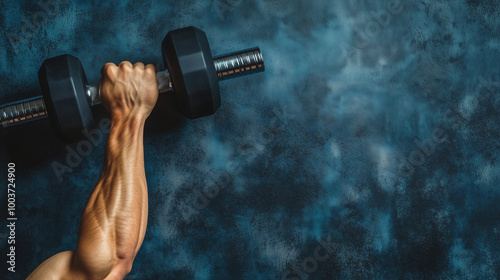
xmin=119 ymin=61 xmax=133 ymax=70
xmin=103 ymin=66 xmax=116 ymax=78
xmin=105 ymin=65 xmax=115 ymax=75
xmin=145 ymin=66 xmax=156 ymax=75
xmin=102 ymin=63 xmax=116 ymax=75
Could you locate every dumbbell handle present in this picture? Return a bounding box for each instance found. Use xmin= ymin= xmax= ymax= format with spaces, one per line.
xmin=1 ymin=48 xmax=264 ymax=128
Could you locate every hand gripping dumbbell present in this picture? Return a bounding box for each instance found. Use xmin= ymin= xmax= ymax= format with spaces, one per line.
xmin=0 ymin=26 xmax=265 ymax=142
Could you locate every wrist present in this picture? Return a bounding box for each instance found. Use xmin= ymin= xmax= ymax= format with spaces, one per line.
xmin=108 ymin=114 xmax=146 ymax=144
xmin=105 ymin=113 xmax=146 ymax=161
xmin=110 ymin=111 xmax=147 ymax=128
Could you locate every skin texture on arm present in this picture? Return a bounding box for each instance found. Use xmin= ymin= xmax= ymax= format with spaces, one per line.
xmin=27 ymin=61 xmax=158 ymax=280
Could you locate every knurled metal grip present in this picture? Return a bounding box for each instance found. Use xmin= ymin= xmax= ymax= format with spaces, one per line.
xmin=0 ymin=48 xmax=265 ymax=128
xmin=0 ymin=97 xmax=48 ymax=127
xmin=214 ymin=48 xmax=265 ymax=80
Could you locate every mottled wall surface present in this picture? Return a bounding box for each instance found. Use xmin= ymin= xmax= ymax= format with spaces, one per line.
xmin=1 ymin=0 xmax=500 ymax=279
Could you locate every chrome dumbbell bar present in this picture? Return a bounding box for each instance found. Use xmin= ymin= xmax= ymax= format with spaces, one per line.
xmin=1 ymin=48 xmax=264 ymax=128
xmin=0 ymin=97 xmax=47 ymax=127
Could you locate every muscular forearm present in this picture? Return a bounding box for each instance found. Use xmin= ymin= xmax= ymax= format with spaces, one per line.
xmin=75 ymin=115 xmax=149 ymax=278
xmin=28 ymin=62 xmax=157 ymax=280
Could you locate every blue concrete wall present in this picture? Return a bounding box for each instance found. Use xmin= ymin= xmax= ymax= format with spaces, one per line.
xmin=1 ymin=0 xmax=500 ymax=279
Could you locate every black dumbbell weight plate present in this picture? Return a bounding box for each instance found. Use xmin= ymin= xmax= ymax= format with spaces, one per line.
xmin=38 ymin=54 xmax=95 ymax=142
xmin=162 ymin=26 xmax=221 ymax=119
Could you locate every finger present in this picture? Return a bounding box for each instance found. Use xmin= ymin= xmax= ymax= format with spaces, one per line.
xmin=101 ymin=63 xmax=117 ymax=77
xmin=118 ymin=61 xmax=133 ymax=69
xmin=134 ymin=62 xmax=145 ymax=69
xmin=145 ymin=64 xmax=156 ymax=75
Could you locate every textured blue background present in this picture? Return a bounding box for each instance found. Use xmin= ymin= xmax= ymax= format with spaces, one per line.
xmin=1 ymin=0 xmax=500 ymax=279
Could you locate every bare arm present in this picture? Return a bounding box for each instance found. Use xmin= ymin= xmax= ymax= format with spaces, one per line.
xmin=28 ymin=62 xmax=158 ymax=280
xmin=75 ymin=116 xmax=149 ymax=279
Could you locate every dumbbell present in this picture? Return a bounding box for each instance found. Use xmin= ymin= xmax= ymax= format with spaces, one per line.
xmin=0 ymin=26 xmax=265 ymax=142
